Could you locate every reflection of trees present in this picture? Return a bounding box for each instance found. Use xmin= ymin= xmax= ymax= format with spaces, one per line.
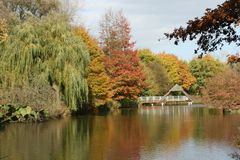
xmin=0 ymin=107 xmax=240 ymax=160
xmin=58 ymin=118 xmax=91 ymax=160
xmin=0 ymin=118 xmax=91 ymax=160
xmin=88 ymin=113 xmax=147 ymax=160
xmin=138 ymin=106 xmax=194 ymax=152
xmin=107 ymin=115 xmax=147 ymax=160
xmin=192 ymin=108 xmax=240 ymax=142
xmin=88 ymin=116 xmax=113 ymax=160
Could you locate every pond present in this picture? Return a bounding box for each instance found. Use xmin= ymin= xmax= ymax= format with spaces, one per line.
xmin=0 ymin=105 xmax=240 ymax=160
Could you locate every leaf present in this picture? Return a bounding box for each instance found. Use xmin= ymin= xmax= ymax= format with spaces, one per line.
xmin=25 ymin=106 xmax=32 ymax=115
xmin=0 ymin=112 xmax=3 ymax=118
xmin=2 ymin=105 xmax=10 ymax=111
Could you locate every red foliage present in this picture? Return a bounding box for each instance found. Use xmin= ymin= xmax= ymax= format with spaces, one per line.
xmin=100 ymin=10 xmax=145 ymax=101
xmin=105 ymin=50 xmax=145 ymax=101
xmin=99 ymin=10 xmax=135 ymax=55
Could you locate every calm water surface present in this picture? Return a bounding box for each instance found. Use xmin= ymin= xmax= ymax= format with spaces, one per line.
xmin=1 ymin=105 xmax=240 ymax=160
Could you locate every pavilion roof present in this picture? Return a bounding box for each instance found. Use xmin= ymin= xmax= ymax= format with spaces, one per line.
xmin=169 ymin=84 xmax=184 ymax=92
xmin=163 ymin=84 xmax=193 ymax=101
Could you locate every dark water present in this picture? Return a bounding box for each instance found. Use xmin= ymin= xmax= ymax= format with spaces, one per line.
xmin=1 ymin=105 xmax=240 ymax=160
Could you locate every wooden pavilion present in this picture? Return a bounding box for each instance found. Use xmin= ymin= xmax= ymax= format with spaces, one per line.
xmin=138 ymin=84 xmax=193 ymax=106
xmin=161 ymin=84 xmax=193 ymax=105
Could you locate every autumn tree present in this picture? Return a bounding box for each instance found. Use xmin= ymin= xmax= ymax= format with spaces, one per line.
xmin=165 ymin=0 xmax=240 ymax=56
xmin=99 ymin=10 xmax=134 ymax=55
xmin=189 ymin=55 xmax=224 ymax=94
xmin=99 ymin=10 xmax=145 ymax=105
xmin=228 ymin=53 xmax=240 ymax=72
xmin=138 ymin=49 xmax=159 ymax=63
xmin=157 ymin=53 xmax=196 ymax=90
xmin=228 ymin=53 xmax=240 ymax=64
xmin=105 ymin=50 xmax=145 ymax=101
xmin=74 ymin=26 xmax=111 ymax=107
xmin=138 ymin=49 xmax=171 ymax=95
xmin=202 ymin=69 xmax=240 ymax=109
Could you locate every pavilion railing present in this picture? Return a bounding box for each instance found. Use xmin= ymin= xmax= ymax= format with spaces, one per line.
xmin=139 ymin=96 xmax=190 ymax=103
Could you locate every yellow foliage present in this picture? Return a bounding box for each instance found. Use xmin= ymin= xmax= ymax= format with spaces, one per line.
xmin=157 ymin=53 xmax=196 ymax=90
xmin=0 ymin=18 xmax=8 ymax=42
xmin=74 ymin=26 xmax=111 ymax=107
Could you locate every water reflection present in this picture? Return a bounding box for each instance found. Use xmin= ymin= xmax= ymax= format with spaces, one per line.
xmin=0 ymin=105 xmax=240 ymax=160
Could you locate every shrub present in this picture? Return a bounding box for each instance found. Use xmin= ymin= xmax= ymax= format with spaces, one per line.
xmin=202 ymin=69 xmax=240 ymax=109
xmin=0 ymin=104 xmax=48 ymax=123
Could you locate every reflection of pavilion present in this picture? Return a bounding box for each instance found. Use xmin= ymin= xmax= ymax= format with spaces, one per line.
xmin=139 ymin=106 xmax=192 ymax=116
xmin=139 ymin=84 xmax=193 ymax=106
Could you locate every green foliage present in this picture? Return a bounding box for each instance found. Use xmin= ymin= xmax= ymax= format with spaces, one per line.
xmin=138 ymin=49 xmax=171 ymax=95
xmin=138 ymin=49 xmax=156 ymax=63
xmin=0 ymin=14 xmax=90 ymax=111
xmin=0 ymin=104 xmax=48 ymax=123
xmin=146 ymin=62 xmax=172 ymax=95
xmin=189 ymin=55 xmax=224 ymax=94
xmin=119 ymin=99 xmax=138 ymax=108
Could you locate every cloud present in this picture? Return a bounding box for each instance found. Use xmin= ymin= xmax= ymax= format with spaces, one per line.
xmin=79 ymin=0 xmax=230 ymax=60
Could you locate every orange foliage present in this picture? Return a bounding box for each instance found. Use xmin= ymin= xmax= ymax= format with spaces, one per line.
xmin=227 ymin=54 xmax=240 ymax=64
xmin=100 ymin=10 xmax=145 ymax=102
xmin=105 ymin=50 xmax=145 ymax=101
xmin=74 ymin=26 xmax=111 ymax=107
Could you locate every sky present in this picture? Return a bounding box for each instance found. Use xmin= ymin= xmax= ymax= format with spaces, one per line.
xmin=74 ymin=0 xmax=239 ymax=61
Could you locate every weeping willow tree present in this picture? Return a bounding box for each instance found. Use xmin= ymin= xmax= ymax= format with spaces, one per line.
xmin=0 ymin=13 xmax=90 ymax=111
